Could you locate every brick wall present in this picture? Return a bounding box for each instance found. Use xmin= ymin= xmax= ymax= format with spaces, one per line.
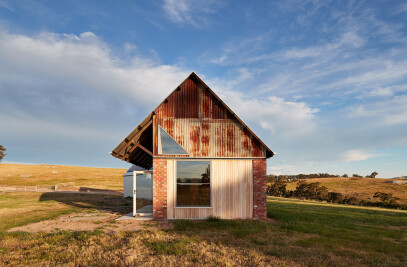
xmin=253 ymin=159 xmax=267 ymax=219
xmin=153 ymin=158 xmax=167 ymax=219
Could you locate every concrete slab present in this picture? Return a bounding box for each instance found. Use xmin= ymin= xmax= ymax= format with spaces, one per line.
xmin=116 ymin=212 xmax=153 ymax=221
xmin=136 ymin=205 xmax=153 ymax=214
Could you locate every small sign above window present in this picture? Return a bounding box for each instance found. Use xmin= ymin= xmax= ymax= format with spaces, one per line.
xmin=158 ymin=126 xmax=188 ymax=155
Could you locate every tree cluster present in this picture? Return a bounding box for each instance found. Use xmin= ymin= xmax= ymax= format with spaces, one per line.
xmin=268 ymin=171 xmax=379 ymax=182
xmin=267 ymin=180 xmax=405 ymax=210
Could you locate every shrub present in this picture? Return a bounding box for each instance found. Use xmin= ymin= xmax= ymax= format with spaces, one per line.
xmin=267 ymin=180 xmax=287 ymax=197
xmin=374 ymin=192 xmax=399 ymax=206
xmin=327 ymin=192 xmax=345 ymax=203
xmin=293 ymin=181 xmax=328 ymax=200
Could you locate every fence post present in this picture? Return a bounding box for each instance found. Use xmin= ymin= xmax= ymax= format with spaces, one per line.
xmin=36 ymin=185 xmax=38 ymax=192
xmin=25 ymin=186 xmax=26 ymax=192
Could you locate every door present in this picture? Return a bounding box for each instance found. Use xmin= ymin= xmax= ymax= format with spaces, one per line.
xmin=133 ymin=171 xmax=153 ymax=216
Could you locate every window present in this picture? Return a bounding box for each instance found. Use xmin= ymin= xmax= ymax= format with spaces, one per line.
xmin=176 ymin=161 xmax=210 ymax=207
xmin=158 ymin=126 xmax=188 ymax=155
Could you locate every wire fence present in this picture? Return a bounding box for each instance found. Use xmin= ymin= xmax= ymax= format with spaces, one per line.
xmin=0 ymin=182 xmax=76 ymax=193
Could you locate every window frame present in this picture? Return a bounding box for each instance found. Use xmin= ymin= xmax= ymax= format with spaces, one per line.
xmin=175 ymin=160 xmax=212 ymax=208
xmin=157 ymin=125 xmax=189 ymax=155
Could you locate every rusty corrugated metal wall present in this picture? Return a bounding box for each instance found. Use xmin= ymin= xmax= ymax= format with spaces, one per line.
xmin=153 ymin=77 xmax=266 ymax=158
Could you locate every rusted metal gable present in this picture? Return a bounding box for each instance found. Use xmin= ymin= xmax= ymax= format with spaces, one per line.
xmin=111 ymin=72 xmax=274 ymax=166
xmin=153 ymin=72 xmax=274 ymax=158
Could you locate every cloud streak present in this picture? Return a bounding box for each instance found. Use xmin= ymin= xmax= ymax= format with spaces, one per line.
xmin=162 ymin=0 xmax=221 ymax=26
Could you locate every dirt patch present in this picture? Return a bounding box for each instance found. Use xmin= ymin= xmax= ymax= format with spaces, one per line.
xmin=7 ymin=212 xmax=173 ymax=233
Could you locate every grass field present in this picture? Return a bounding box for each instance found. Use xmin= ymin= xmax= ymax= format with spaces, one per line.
xmin=0 ymin=192 xmax=406 ymax=266
xmin=1 ymin=164 xmax=406 ymax=266
xmin=286 ymin=177 xmax=407 ymax=204
xmin=0 ymin=192 xmax=132 ymax=232
xmin=0 ymin=164 xmax=126 ymax=189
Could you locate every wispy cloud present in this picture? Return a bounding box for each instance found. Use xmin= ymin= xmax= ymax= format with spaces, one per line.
xmin=341 ymin=149 xmax=376 ymax=162
xmin=348 ymin=96 xmax=407 ymax=126
xmin=162 ymin=0 xmax=221 ymax=26
xmin=393 ymin=3 xmax=407 ymax=14
xmin=0 ymin=0 xmax=13 ymax=12
xmin=219 ymin=93 xmax=319 ymax=138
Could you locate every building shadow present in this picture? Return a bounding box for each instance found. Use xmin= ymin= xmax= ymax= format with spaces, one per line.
xmin=77 ymin=187 xmax=122 ymax=194
xmin=39 ymin=187 xmax=133 ymax=214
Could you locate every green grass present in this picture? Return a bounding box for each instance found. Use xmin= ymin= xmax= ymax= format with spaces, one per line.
xmin=265 ymin=196 xmax=407 ymax=265
xmin=145 ymin=239 xmax=190 ymax=255
xmin=0 ymin=192 xmax=77 ymax=231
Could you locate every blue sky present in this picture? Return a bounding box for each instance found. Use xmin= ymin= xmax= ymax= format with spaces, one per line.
xmin=1 ymin=0 xmax=406 ymax=178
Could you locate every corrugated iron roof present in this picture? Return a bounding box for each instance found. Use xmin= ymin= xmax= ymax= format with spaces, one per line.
xmin=111 ymin=72 xmax=274 ymax=163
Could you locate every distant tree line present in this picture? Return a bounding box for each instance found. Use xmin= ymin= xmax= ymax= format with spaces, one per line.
xmin=267 ymin=179 xmax=405 ymax=210
xmin=267 ymin=171 xmax=379 ymax=182
xmin=0 ymin=145 xmax=6 ymax=162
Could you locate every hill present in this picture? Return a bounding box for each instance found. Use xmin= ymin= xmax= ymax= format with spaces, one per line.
xmin=286 ymin=177 xmax=407 ymax=205
xmin=0 ymin=163 xmax=127 ymax=190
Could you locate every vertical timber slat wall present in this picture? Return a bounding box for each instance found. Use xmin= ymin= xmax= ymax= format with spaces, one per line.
xmin=166 ymin=159 xmax=253 ymax=219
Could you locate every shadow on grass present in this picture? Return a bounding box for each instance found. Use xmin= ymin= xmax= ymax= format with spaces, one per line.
xmin=39 ymin=188 xmax=133 ymax=214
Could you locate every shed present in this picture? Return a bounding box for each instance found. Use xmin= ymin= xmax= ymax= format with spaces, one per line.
xmin=111 ymin=72 xmax=274 ymax=219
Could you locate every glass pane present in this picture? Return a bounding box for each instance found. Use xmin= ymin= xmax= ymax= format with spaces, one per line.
xmin=135 ymin=173 xmax=153 ymax=213
xmin=177 ymin=161 xmax=210 ymax=183
xmin=159 ymin=127 xmax=188 ymax=155
xmin=177 ymin=184 xmax=210 ymax=206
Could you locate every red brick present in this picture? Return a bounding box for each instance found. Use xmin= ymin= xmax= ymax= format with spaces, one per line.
xmin=253 ymin=159 xmax=267 ymax=219
xmin=153 ymin=158 xmax=167 ymax=219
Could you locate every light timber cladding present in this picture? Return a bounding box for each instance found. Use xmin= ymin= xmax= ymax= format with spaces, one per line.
xmin=166 ymin=159 xmax=253 ymax=219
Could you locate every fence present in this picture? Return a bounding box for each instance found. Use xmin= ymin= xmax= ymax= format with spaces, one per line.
xmin=0 ymin=182 xmax=75 ymax=193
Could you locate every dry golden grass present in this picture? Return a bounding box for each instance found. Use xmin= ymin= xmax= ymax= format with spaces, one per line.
xmin=0 ymin=230 xmax=294 ymax=266
xmin=286 ymin=177 xmax=407 ymax=204
xmin=0 ymin=163 xmax=126 ymax=190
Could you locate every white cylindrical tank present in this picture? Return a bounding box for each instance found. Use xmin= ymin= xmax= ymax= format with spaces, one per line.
xmin=123 ymin=172 xmax=133 ymax=197
xmin=123 ymin=165 xmax=152 ymax=197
